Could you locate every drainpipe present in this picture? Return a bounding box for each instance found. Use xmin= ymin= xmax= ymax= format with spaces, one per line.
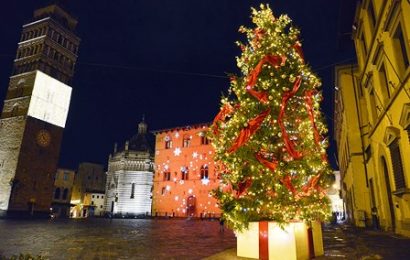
xmin=350 ymin=64 xmax=369 ymax=188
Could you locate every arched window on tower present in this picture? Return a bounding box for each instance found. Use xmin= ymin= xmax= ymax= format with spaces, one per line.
xmin=200 ymin=165 xmax=209 ymax=179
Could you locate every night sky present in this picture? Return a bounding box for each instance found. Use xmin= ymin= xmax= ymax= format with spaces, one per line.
xmin=0 ymin=0 xmax=356 ymax=170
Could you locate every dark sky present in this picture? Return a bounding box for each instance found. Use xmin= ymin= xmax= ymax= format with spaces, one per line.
xmin=0 ymin=0 xmax=356 ymax=170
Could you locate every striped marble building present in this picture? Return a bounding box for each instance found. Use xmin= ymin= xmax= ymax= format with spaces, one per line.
xmin=103 ymin=119 xmax=154 ymax=217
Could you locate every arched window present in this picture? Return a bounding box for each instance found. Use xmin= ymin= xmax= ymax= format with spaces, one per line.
xmin=181 ymin=167 xmax=189 ymax=180
xmin=54 ymin=188 xmax=61 ymax=199
xmin=11 ymin=104 xmax=19 ymax=116
xmin=62 ymin=188 xmax=68 ymax=200
xmin=199 ymin=132 xmax=209 ymax=145
xmin=183 ymin=135 xmax=191 ymax=148
xmin=164 ymin=136 xmax=172 ymax=149
xmin=200 ymin=165 xmax=209 ymax=179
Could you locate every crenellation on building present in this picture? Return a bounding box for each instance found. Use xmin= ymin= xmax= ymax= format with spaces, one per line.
xmin=0 ymin=4 xmax=79 ymax=217
xmin=152 ymin=123 xmax=221 ymax=218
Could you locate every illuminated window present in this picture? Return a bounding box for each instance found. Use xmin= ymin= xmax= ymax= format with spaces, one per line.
xmin=200 ymin=165 xmax=209 ymax=179
xmin=163 ymin=171 xmax=171 ymax=181
xmin=131 ymin=183 xmax=135 ymax=199
xmin=181 ymin=167 xmax=189 ymax=180
xmin=393 ymin=23 xmax=410 ymax=74
xmin=183 ymin=135 xmax=191 ymax=148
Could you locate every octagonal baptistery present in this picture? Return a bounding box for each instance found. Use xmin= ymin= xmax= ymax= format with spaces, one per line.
xmin=104 ymin=119 xmax=154 ymax=217
xmin=152 ymin=123 xmax=221 ymax=218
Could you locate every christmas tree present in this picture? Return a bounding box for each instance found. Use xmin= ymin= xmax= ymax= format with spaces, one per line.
xmin=210 ymin=5 xmax=332 ymax=231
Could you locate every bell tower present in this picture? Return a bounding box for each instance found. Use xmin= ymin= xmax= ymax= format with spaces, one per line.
xmin=0 ymin=4 xmax=80 ymax=217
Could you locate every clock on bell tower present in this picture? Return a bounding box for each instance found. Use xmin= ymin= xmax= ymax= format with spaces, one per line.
xmin=0 ymin=4 xmax=80 ymax=217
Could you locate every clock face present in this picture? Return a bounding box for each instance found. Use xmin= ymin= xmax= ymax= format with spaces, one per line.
xmin=36 ymin=129 xmax=51 ymax=147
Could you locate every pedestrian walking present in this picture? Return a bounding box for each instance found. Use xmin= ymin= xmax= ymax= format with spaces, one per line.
xmin=219 ymin=215 xmax=225 ymax=232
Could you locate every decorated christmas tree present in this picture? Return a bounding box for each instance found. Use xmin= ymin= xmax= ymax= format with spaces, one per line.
xmin=210 ymin=5 xmax=332 ymax=231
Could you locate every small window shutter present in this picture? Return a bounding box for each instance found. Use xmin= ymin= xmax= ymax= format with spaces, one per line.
xmin=389 ymin=140 xmax=406 ymax=190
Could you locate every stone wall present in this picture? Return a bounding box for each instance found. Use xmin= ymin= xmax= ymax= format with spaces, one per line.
xmin=0 ymin=117 xmax=26 ymax=212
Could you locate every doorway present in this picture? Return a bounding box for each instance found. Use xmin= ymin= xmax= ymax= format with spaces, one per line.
xmin=381 ymin=156 xmax=396 ymax=231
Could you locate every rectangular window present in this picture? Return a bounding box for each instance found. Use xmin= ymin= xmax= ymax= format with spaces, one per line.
xmin=165 ymin=140 xmax=172 ymax=149
xmin=389 ymin=139 xmax=406 ymax=190
xmin=131 ymin=183 xmax=135 ymax=198
xmin=367 ymin=0 xmax=376 ymax=30
xmin=163 ymin=172 xmax=171 ymax=181
xmin=393 ymin=24 xmax=410 ymax=74
xmin=369 ymin=88 xmax=378 ymax=124
xmin=361 ymin=33 xmax=367 ymax=55
xmin=63 ymin=172 xmax=69 ymax=181
xmin=378 ymin=64 xmax=391 ymax=100
xmin=201 ymin=136 xmax=209 ymax=145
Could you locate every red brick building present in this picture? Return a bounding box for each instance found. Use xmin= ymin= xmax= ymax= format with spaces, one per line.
xmin=152 ymin=123 xmax=221 ymax=218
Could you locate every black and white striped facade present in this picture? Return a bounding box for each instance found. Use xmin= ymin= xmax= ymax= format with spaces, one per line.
xmin=104 ymin=120 xmax=154 ymax=217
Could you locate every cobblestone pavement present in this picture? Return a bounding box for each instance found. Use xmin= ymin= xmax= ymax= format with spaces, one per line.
xmin=318 ymin=224 xmax=410 ymax=259
xmin=0 ymin=218 xmax=236 ymax=260
xmin=1 ymin=219 xmax=410 ymax=260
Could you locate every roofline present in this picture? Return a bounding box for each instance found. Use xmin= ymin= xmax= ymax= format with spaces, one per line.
xmin=151 ymin=122 xmax=211 ymax=135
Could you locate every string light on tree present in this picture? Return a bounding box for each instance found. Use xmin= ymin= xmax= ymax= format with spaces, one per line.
xmin=209 ymin=4 xmax=332 ymax=231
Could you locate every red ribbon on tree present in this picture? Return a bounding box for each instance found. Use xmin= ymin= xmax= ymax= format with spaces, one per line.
xmin=246 ymin=55 xmax=286 ymax=103
xmin=212 ymin=103 xmax=239 ymax=135
xmin=278 ymin=76 xmax=303 ymax=159
xmin=252 ymin=28 xmax=265 ymax=48
xmin=293 ymin=41 xmax=304 ymax=61
xmin=302 ymin=174 xmax=321 ymax=193
xmin=237 ymin=178 xmax=253 ymax=197
xmin=255 ymin=151 xmax=278 ymax=172
xmin=305 ymin=90 xmax=329 ymax=162
xmin=305 ymin=90 xmax=321 ymax=145
xmin=281 ymin=175 xmax=296 ymax=194
xmin=228 ymin=108 xmax=271 ymax=153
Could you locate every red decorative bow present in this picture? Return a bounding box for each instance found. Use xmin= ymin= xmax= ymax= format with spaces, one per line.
xmin=255 ymin=151 xmax=278 ymax=172
xmin=228 ymin=108 xmax=271 ymax=153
